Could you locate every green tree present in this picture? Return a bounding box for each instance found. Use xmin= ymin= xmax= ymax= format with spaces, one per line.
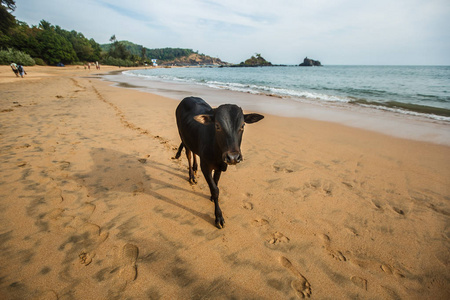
xmin=38 ymin=19 xmax=53 ymax=31
xmin=36 ymin=20 xmax=77 ymax=64
xmin=1 ymin=9 xmax=104 ymax=65
xmin=67 ymin=30 xmax=92 ymax=61
xmin=89 ymin=38 xmax=101 ymax=61
xmin=0 ymin=0 xmax=16 ymax=34
xmin=108 ymin=34 xmax=130 ymax=60
xmin=141 ymin=47 xmax=146 ymax=60
xmin=5 ymin=22 xmax=40 ymax=57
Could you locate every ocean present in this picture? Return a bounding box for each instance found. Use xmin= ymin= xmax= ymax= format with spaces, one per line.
xmin=121 ymin=65 xmax=450 ymax=122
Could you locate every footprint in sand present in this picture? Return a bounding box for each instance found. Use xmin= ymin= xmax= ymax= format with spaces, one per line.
xmin=350 ymin=258 xmax=405 ymax=278
xmin=319 ymin=234 xmax=347 ymax=262
xmin=78 ymin=202 xmax=96 ymax=219
xmin=45 ymin=186 xmax=64 ymax=204
xmin=120 ymin=243 xmax=139 ymax=282
xmin=350 ymin=276 xmax=367 ymax=290
xmin=241 ymin=192 xmax=254 ymax=210
xmin=380 ymin=264 xmax=405 ymax=278
xmin=370 ymin=199 xmax=384 ymax=212
xmin=272 ymin=160 xmax=301 ymax=174
xmin=391 ymin=206 xmax=406 ymax=216
xmin=304 ymin=179 xmax=334 ymax=196
xmin=70 ymin=78 xmax=84 ymax=89
xmin=267 ymin=231 xmax=290 ymax=245
xmin=243 ymin=201 xmax=253 ymax=210
xmin=251 ymin=219 xmax=269 ymax=227
xmin=79 ymin=251 xmax=95 ymax=266
xmin=279 ymin=256 xmax=311 ymax=298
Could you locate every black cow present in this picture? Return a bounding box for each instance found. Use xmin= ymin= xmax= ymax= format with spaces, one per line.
xmin=175 ymin=97 xmax=264 ymax=228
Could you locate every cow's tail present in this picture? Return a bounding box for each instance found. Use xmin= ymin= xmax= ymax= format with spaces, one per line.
xmin=174 ymin=143 xmax=184 ymax=159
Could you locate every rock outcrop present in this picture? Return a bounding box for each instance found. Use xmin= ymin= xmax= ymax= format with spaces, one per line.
xmin=299 ymin=57 xmax=322 ymax=66
xmin=160 ymin=53 xmax=229 ymax=66
xmin=235 ymin=54 xmax=272 ymax=67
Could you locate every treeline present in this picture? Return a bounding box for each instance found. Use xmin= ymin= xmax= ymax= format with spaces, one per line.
xmin=143 ymin=48 xmax=196 ymax=61
xmin=100 ymin=41 xmax=196 ymax=62
xmin=0 ymin=0 xmax=200 ymax=66
xmin=0 ymin=0 xmax=104 ymax=66
xmin=1 ymin=20 xmax=102 ymax=65
xmin=0 ymin=17 xmax=140 ymax=66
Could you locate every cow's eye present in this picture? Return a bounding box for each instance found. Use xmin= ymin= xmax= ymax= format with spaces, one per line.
xmin=240 ymin=123 xmax=245 ymax=131
xmin=215 ymin=123 xmax=221 ymax=131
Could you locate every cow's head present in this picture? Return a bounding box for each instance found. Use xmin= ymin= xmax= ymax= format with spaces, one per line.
xmin=194 ymin=104 xmax=264 ymax=165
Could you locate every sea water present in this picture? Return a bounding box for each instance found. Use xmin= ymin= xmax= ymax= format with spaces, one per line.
xmin=123 ymin=65 xmax=450 ymax=122
xmin=101 ymin=65 xmax=450 ymax=144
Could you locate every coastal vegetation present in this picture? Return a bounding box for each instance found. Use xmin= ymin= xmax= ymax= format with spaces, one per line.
xmin=0 ymin=0 xmax=220 ymax=66
xmin=0 ymin=15 xmax=102 ymax=66
xmin=0 ymin=48 xmax=35 ymax=66
xmin=100 ymin=42 xmax=197 ymax=62
xmin=0 ymin=0 xmax=16 ymax=35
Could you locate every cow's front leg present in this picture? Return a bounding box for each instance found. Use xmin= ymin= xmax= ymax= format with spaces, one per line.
xmin=201 ymin=163 xmax=224 ymax=229
xmin=193 ymin=154 xmax=198 ymax=176
xmin=213 ymin=169 xmax=222 ymax=186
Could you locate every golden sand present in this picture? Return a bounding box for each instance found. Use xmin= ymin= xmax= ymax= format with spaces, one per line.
xmin=0 ymin=65 xmax=449 ymax=299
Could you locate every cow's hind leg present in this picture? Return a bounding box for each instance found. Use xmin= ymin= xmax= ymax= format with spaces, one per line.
xmin=185 ymin=147 xmax=197 ymax=184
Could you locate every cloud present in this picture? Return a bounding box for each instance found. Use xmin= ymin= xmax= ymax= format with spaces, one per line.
xmin=12 ymin=0 xmax=450 ymax=64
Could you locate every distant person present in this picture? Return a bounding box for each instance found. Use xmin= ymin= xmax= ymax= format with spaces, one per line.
xmin=88 ymin=62 xmax=91 ymax=70
xmin=95 ymin=61 xmax=99 ymax=69
xmin=17 ymin=64 xmax=27 ymax=78
xmin=10 ymin=62 xmax=19 ymax=77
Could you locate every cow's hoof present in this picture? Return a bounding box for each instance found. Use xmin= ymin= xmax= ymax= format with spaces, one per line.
xmin=189 ymin=177 xmax=197 ymax=184
xmin=215 ymin=218 xmax=225 ymax=229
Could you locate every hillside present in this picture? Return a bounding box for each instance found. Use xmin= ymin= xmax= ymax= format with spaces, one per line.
xmin=160 ymin=53 xmax=229 ymax=66
xmin=101 ymin=42 xmax=195 ymax=61
xmin=100 ymin=41 xmax=227 ymax=65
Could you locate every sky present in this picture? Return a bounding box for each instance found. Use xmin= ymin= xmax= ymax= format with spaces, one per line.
xmin=11 ymin=0 xmax=450 ymax=65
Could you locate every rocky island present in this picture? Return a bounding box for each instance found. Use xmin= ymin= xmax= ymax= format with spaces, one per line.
xmin=233 ymin=53 xmax=273 ymax=67
xmin=299 ymin=57 xmax=322 ymax=66
xmin=160 ymin=53 xmax=229 ymax=66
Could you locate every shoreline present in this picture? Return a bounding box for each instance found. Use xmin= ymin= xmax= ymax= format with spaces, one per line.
xmin=118 ymin=65 xmax=450 ymax=120
xmin=102 ymin=69 xmax=450 ymax=146
xmin=0 ymin=65 xmax=449 ymax=299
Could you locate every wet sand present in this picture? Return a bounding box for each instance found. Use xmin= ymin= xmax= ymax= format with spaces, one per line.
xmin=0 ymin=65 xmax=449 ymax=299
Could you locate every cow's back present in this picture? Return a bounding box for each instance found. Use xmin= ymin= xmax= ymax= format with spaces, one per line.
xmin=176 ymin=97 xmax=214 ymax=156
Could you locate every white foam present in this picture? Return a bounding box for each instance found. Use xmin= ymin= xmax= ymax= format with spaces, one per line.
xmin=122 ymin=69 xmax=450 ymax=124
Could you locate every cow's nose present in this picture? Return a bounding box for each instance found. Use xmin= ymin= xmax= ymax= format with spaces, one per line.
xmin=225 ymin=152 xmax=242 ymax=165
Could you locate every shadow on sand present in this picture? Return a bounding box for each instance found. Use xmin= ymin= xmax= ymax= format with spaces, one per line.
xmin=76 ymin=147 xmax=214 ymax=226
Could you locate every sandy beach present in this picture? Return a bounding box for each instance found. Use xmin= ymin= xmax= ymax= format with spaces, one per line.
xmin=0 ymin=65 xmax=449 ymax=299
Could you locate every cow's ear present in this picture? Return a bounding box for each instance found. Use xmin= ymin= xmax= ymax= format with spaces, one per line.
xmin=194 ymin=114 xmax=214 ymax=125
xmin=244 ymin=113 xmax=264 ymax=124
